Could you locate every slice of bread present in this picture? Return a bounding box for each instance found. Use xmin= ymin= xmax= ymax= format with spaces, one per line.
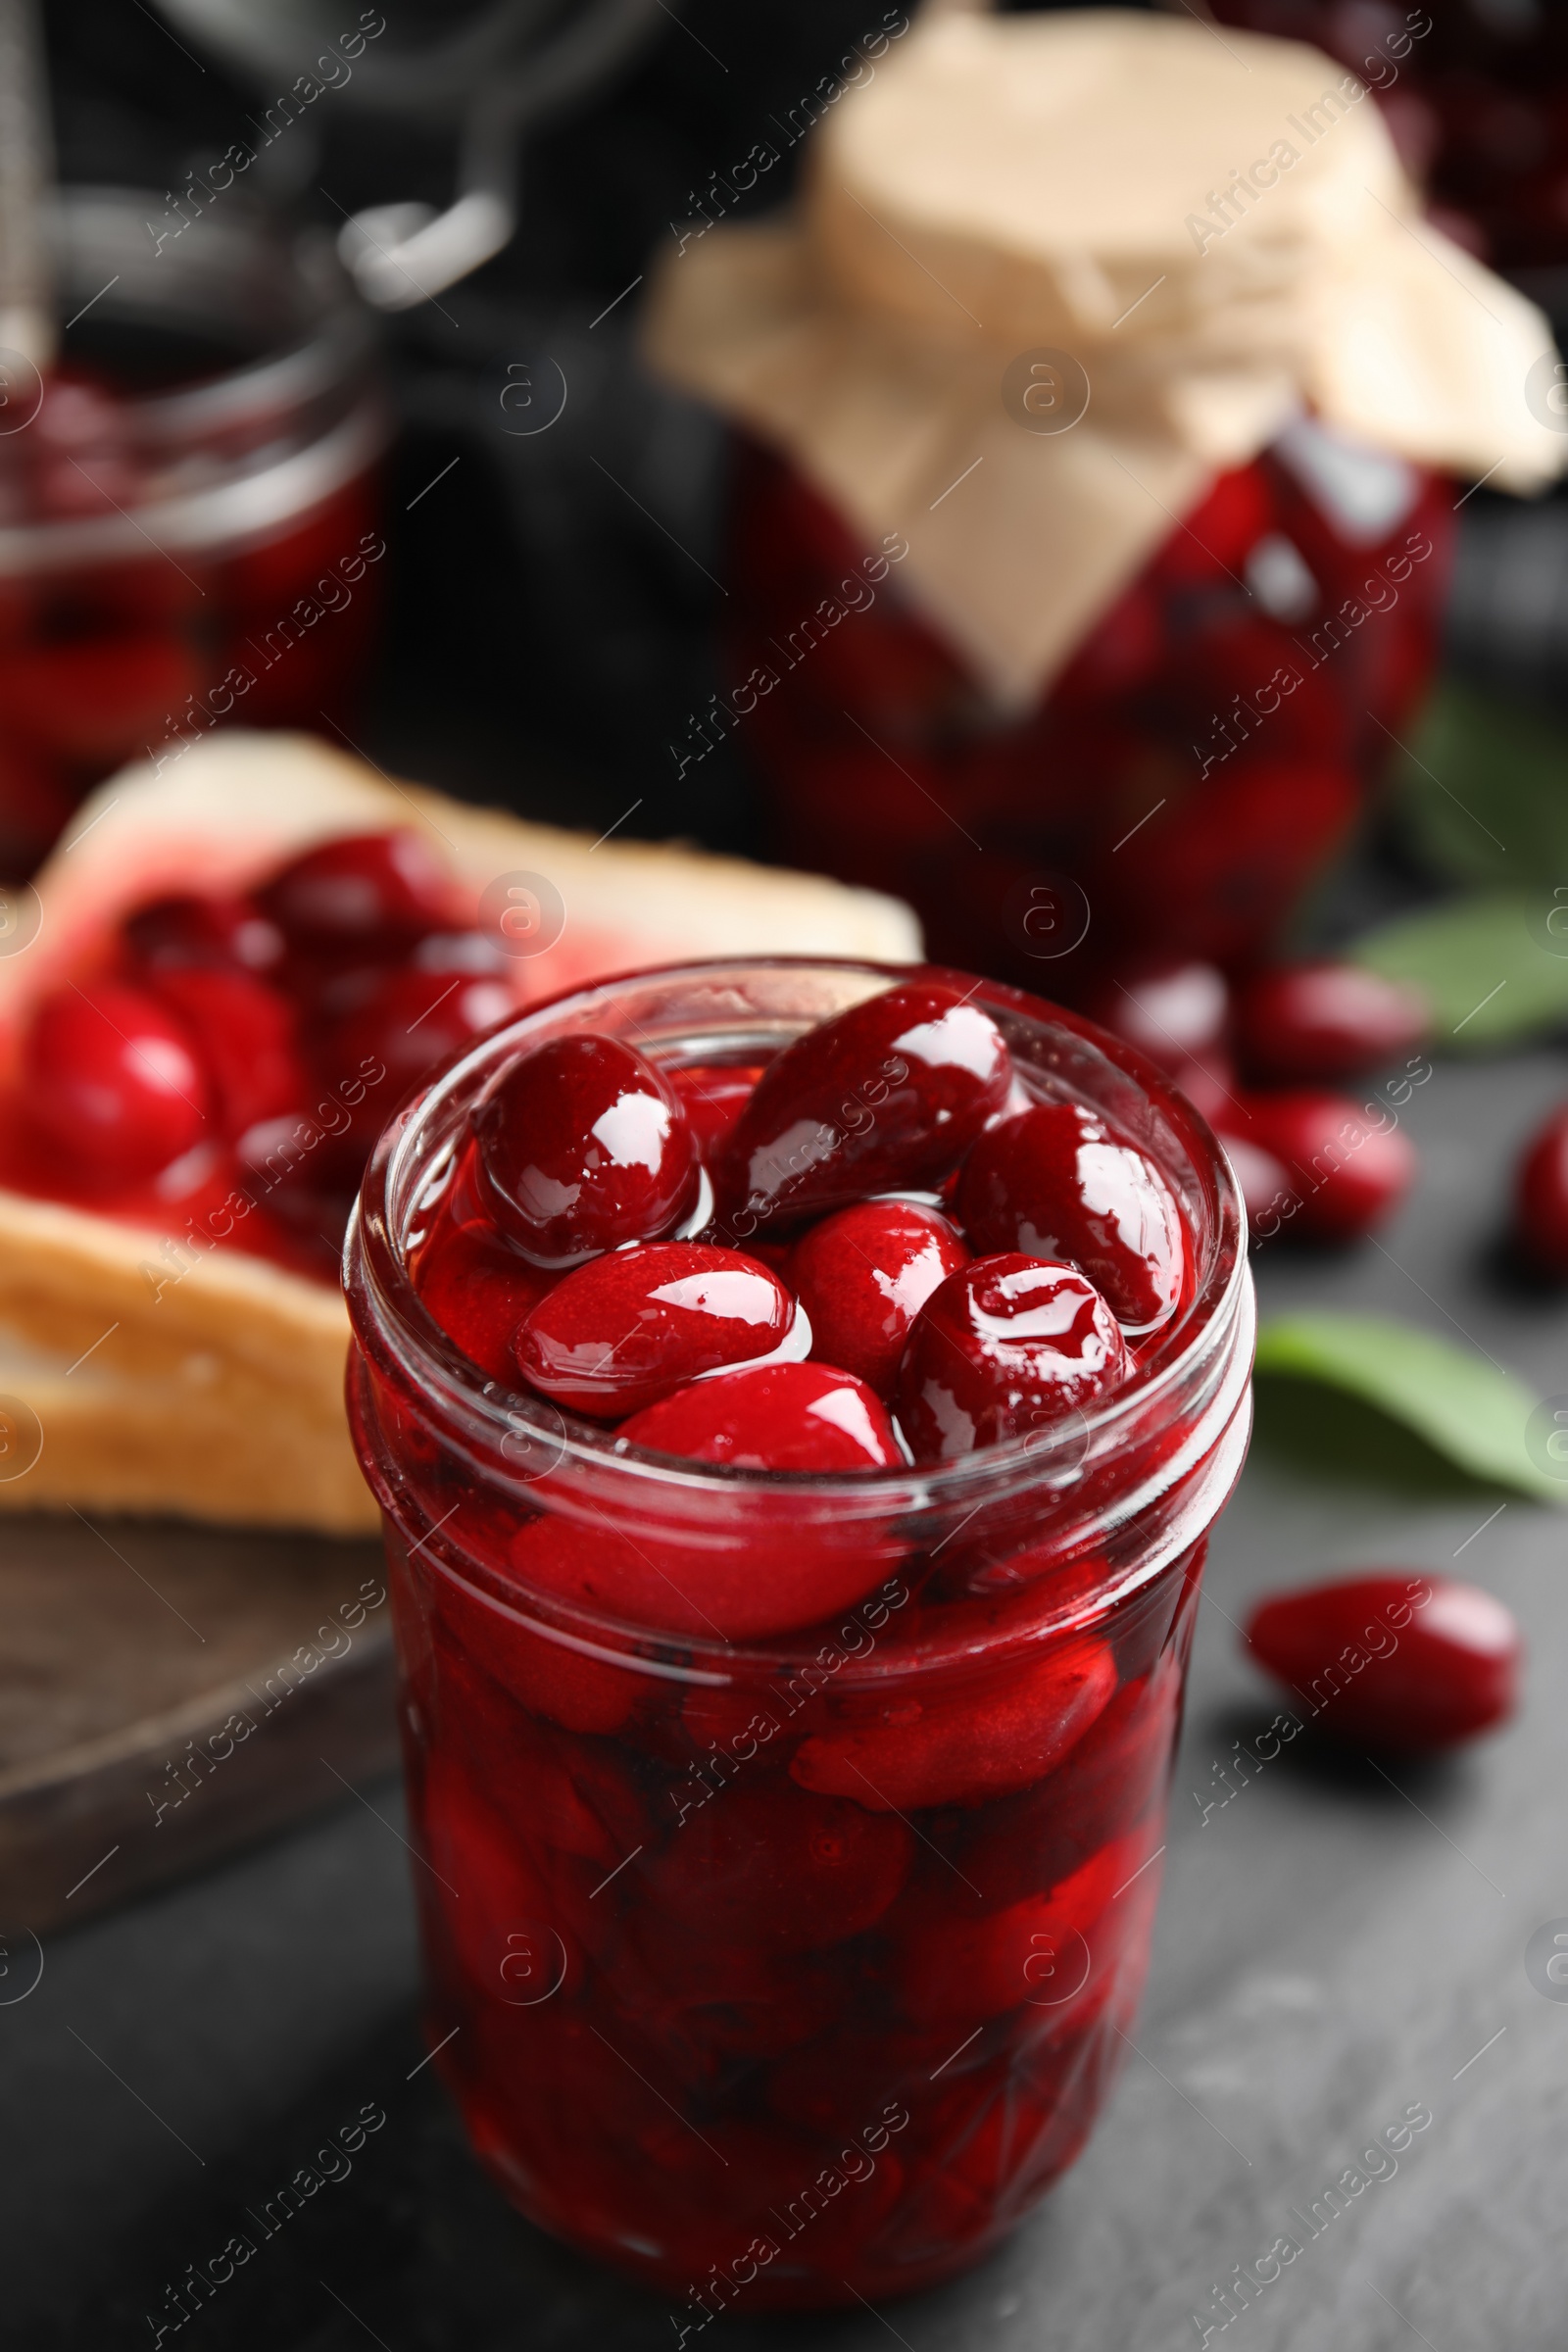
xmin=0 ymin=732 xmax=920 ymax=1532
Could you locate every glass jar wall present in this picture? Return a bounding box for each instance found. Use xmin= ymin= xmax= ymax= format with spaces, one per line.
xmin=0 ymin=188 xmax=386 ymax=876
xmin=726 ymin=434 xmax=1450 ymax=1003
xmin=345 ymin=957 xmax=1254 ymax=2308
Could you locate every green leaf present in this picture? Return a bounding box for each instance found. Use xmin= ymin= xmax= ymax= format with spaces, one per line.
xmin=1390 ymin=680 xmax=1568 ymax=890
xmin=1253 ymin=1312 xmax=1565 ymax=1506
xmin=1348 ymin=889 xmax=1568 ymax=1051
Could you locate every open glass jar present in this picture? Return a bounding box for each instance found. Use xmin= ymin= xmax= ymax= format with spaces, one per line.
xmin=344 ymin=958 xmax=1253 ymax=2310
xmin=0 ymin=187 xmax=386 ymax=875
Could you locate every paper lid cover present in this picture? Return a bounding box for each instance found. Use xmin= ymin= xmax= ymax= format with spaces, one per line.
xmin=645 ymin=8 xmax=1564 ymax=704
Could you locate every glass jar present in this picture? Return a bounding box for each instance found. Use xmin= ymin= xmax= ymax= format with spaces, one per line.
xmin=0 ymin=187 xmax=387 ymax=877
xmin=344 ymin=958 xmax=1253 ymax=2309
xmin=728 ymin=433 xmax=1450 ymax=1004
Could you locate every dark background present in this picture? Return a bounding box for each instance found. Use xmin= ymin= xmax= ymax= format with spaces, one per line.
xmin=35 ymin=0 xmax=1216 ymax=868
xmin=38 ymin=0 xmax=1568 ymax=872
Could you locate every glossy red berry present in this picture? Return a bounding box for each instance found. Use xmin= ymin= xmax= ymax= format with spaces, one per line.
xmin=148 ymin=967 xmax=304 ymax=1140
xmin=651 ymin=1784 xmax=911 ymax=1954
xmin=956 ymin=1102 xmax=1186 ymax=1333
xmin=24 ymin=981 xmax=208 ymax=1184
xmin=667 ymin=1062 xmax=764 ymax=1159
xmin=412 ymin=1215 xmax=555 ymax=1381
xmin=791 ymin=1200 xmax=969 ymax=1396
xmin=509 ymin=1494 xmax=903 ymax=1638
xmin=500 ymin=1622 xmax=638 ymax=1736
xmin=895 ymin=1254 xmax=1127 ymax=1464
xmin=1514 ymin=1103 xmax=1568 ymax=1277
xmin=122 ymin=892 xmax=284 ymax=976
xmin=1245 ymin=1573 xmax=1521 ymax=1750
xmin=1219 ymin=1130 xmax=1295 ymax=1241
xmin=1093 ymin=962 xmax=1228 ymax=1066
xmin=314 ymin=965 xmax=514 ymax=1126
xmin=516 ymin=1243 xmax=798 ymax=1419
xmin=955 ymin=1659 xmax=1182 ymax=1902
xmin=717 ymin=981 xmax=1011 ymax=1238
xmin=618 ymin=1359 xmax=903 ymax=1471
xmin=474 ymin=1033 xmax=700 ymax=1269
xmin=1234 ymin=1091 xmax=1416 ymax=1242
xmin=408 ymin=929 xmax=511 ymax=979
xmin=794 ymin=1634 xmax=1117 ymax=1812
xmin=1088 ymin=961 xmax=1237 ymax=1127
xmin=236 ymin=1113 xmax=357 ymax=1236
xmin=1234 ymin=962 xmax=1430 ymax=1083
xmin=258 ymin=828 xmax=456 ymax=949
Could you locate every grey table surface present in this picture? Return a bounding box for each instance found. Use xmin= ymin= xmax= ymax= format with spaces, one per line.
xmin=5 ymin=1049 xmax=1566 ymax=2352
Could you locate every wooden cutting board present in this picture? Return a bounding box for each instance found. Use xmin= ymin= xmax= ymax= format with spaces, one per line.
xmin=0 ymin=1510 xmax=399 ymax=1934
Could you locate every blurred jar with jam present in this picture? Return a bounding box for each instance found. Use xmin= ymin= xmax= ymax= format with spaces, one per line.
xmin=0 ymin=188 xmax=385 ymax=876
xmin=646 ymin=8 xmax=1563 ymax=1000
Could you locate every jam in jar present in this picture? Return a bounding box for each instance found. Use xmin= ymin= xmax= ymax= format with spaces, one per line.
xmin=0 ymin=188 xmax=385 ymax=877
xmin=728 ymin=432 xmax=1449 ymax=1002
xmin=345 ymin=957 xmax=1253 ymax=2307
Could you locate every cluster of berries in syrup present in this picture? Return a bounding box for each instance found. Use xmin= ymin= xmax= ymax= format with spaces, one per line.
xmin=5 ymin=829 xmax=512 ymax=1278
xmin=411 ymin=979 xmax=1193 ymax=1481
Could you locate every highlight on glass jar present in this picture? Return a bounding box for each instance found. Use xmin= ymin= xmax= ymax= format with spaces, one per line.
xmin=344 ymin=957 xmax=1254 ymax=2309
xmin=0 ymin=187 xmax=386 ymax=878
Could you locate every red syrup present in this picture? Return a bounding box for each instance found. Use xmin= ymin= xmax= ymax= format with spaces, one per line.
xmin=346 ymin=959 xmax=1255 ymax=2308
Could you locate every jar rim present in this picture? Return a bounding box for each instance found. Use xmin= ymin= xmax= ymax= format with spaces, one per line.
xmin=346 ymin=956 xmax=1250 ymax=1518
xmin=0 ymin=186 xmax=384 ymax=573
xmin=49 ymin=185 xmax=373 ymax=428
xmin=0 ymin=398 xmax=387 ymax=575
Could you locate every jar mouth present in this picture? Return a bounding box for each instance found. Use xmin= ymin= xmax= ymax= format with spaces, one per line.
xmin=50 ymin=186 xmax=373 ymax=426
xmin=347 ymin=956 xmax=1250 ymax=1518
xmin=0 ymin=186 xmax=384 ymax=573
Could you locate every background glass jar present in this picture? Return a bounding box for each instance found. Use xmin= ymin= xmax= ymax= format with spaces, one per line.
xmin=0 ymin=187 xmax=386 ymax=877
xmin=727 ymin=430 xmax=1450 ymax=1003
xmin=345 ymin=958 xmax=1253 ymax=2310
